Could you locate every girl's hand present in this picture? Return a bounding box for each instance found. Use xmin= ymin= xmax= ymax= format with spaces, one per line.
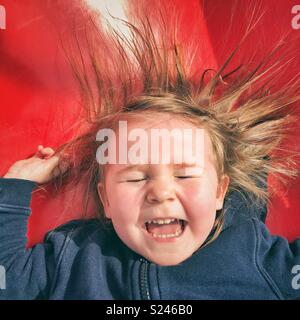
xmin=3 ymin=145 xmax=68 ymax=184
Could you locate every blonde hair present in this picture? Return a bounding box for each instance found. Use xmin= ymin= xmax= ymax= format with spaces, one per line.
xmin=55 ymin=4 xmax=300 ymax=244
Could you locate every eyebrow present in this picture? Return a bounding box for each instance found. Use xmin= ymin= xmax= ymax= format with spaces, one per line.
xmin=172 ymin=162 xmax=202 ymax=169
xmin=116 ymin=164 xmax=149 ymax=174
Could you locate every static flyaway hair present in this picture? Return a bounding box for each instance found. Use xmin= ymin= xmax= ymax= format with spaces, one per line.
xmin=53 ymin=2 xmax=300 ymax=241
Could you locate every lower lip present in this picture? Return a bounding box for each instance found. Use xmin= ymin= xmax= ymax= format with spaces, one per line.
xmin=142 ymin=224 xmax=187 ymax=243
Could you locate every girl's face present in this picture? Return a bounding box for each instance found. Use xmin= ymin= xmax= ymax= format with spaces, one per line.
xmin=98 ymin=114 xmax=229 ymax=266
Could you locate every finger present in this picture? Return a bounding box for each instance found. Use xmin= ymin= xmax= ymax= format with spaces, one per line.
xmin=51 ymin=158 xmax=70 ymax=178
xmin=44 ymin=155 xmax=60 ymax=171
xmin=51 ymin=166 xmax=62 ymax=179
xmin=33 ymin=145 xmax=45 ymax=158
xmin=37 ymin=146 xmax=54 ymax=154
xmin=39 ymin=147 xmax=55 ymax=157
xmin=35 ymin=146 xmax=55 ymax=159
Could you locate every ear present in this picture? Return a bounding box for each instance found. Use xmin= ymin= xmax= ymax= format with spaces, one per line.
xmin=97 ymin=182 xmax=111 ymax=219
xmin=216 ymin=175 xmax=230 ymax=210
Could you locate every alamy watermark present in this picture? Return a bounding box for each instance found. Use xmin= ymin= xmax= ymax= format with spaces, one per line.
xmin=292 ymin=265 xmax=300 ymax=290
xmin=292 ymin=5 xmax=300 ymax=30
xmin=0 ymin=265 xmax=6 ymax=290
xmin=95 ymin=121 xmax=205 ymax=167
xmin=0 ymin=5 xmax=6 ymax=30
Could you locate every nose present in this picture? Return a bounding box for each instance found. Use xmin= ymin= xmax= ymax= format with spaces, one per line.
xmin=146 ymin=177 xmax=176 ymax=204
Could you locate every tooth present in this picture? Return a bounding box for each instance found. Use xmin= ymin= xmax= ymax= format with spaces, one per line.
xmin=152 ymin=218 xmax=178 ymax=224
xmin=150 ymin=227 xmax=183 ymax=238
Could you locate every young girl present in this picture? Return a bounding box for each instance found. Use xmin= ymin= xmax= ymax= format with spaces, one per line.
xmin=1 ymin=5 xmax=300 ymax=299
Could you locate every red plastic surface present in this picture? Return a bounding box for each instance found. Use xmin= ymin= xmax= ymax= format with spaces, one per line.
xmin=0 ymin=0 xmax=299 ymax=245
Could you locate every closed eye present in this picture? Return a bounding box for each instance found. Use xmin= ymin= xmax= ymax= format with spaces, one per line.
xmin=175 ymin=176 xmax=199 ymax=179
xmin=126 ymin=177 xmax=148 ymax=182
xmin=174 ymin=167 xmax=203 ymax=179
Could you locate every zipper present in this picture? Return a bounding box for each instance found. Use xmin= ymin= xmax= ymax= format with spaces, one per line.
xmin=139 ymin=258 xmax=151 ymax=300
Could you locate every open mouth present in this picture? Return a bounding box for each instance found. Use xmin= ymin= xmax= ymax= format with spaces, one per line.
xmin=145 ymin=218 xmax=187 ymax=239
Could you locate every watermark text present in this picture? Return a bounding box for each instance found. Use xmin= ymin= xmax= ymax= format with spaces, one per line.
xmin=96 ymin=121 xmax=205 ymax=167
xmin=0 ymin=265 xmax=6 ymax=290
xmin=0 ymin=5 xmax=6 ymax=30
xmin=292 ymin=265 xmax=300 ymax=289
xmin=292 ymin=5 xmax=300 ymax=30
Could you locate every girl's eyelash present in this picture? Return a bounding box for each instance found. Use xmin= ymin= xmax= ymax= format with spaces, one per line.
xmin=175 ymin=176 xmax=196 ymax=179
xmin=126 ymin=177 xmax=148 ymax=182
xmin=126 ymin=175 xmax=199 ymax=182
xmin=125 ymin=175 xmax=199 ymax=182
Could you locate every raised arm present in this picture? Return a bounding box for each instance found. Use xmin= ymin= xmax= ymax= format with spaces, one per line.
xmin=0 ymin=146 xmax=67 ymax=299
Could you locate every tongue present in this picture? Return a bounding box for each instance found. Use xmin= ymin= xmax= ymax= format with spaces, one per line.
xmin=147 ymin=221 xmax=182 ymax=235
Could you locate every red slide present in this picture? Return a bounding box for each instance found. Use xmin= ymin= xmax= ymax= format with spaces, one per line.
xmin=0 ymin=0 xmax=299 ymax=246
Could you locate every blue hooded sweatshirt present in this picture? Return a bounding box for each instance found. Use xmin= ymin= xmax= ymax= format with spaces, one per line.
xmin=0 ymin=178 xmax=300 ymax=300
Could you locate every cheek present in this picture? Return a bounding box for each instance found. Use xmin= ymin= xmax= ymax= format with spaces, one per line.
xmin=179 ymin=179 xmax=219 ymax=218
xmin=179 ymin=180 xmax=218 ymax=239
xmin=105 ymin=183 xmax=143 ymax=222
